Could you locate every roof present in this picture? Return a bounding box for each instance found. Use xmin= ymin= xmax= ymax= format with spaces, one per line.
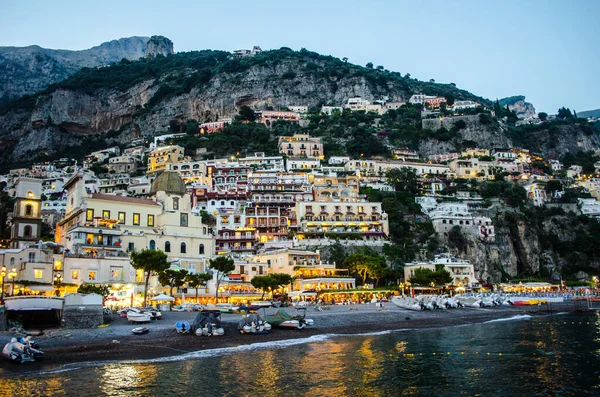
xmin=90 ymin=193 xmax=160 ymax=206
xmin=150 ymin=170 xmax=186 ymax=196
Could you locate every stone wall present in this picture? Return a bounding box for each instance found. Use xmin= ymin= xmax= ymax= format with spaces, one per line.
xmin=0 ymin=307 xmax=6 ymax=331
xmin=62 ymin=305 xmax=103 ymax=329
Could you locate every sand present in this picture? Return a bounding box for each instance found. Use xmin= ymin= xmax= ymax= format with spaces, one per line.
xmin=0 ymin=301 xmax=585 ymax=373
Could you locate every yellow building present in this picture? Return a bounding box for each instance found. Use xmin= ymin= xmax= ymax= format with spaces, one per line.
xmin=278 ymin=134 xmax=323 ymax=159
xmin=147 ymin=145 xmax=186 ymax=174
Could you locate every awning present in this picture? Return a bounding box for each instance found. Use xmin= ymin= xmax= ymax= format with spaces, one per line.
xmin=26 ymin=285 xmax=54 ymax=292
xmin=149 ymin=294 xmax=174 ymax=301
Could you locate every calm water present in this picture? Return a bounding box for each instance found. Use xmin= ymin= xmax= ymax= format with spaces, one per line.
xmin=0 ymin=313 xmax=599 ymax=396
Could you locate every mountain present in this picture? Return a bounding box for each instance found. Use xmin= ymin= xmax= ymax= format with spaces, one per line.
xmin=0 ymin=46 xmax=596 ymax=167
xmin=498 ymin=95 xmax=536 ymax=119
xmin=0 ymin=36 xmax=173 ymax=102
xmin=578 ymin=108 xmax=600 ymax=119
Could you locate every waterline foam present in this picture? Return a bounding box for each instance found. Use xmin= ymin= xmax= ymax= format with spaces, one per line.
xmin=484 ymin=314 xmax=532 ymax=323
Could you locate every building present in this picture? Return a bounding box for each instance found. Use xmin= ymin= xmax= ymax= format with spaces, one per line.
xmin=237 ymin=152 xmax=285 ymax=171
xmin=524 ymin=182 xmax=548 ymax=207
xmin=424 ymin=202 xmax=495 ymax=242
xmin=404 ymin=254 xmax=479 ymax=289
xmin=578 ymin=198 xmax=600 ymax=218
xmin=10 ymin=178 xmax=42 ymax=249
xmin=107 ymin=156 xmax=139 ymax=174
xmin=343 ymin=97 xmax=383 ymax=114
xmin=344 ymin=159 xmax=449 ymax=177
xmin=260 ymin=111 xmax=301 ymax=128
xmin=452 ymin=100 xmax=479 ymax=111
xmin=409 ymin=94 xmax=446 ymax=108
xmin=147 ymin=145 xmax=186 ymax=174
xmin=278 ymin=134 xmax=324 ymax=159
xmin=233 ymin=46 xmax=262 ymax=58
xmin=384 ymin=102 xmax=406 ymax=112
xmin=87 ymin=147 xmax=121 ymax=163
xmin=199 ymin=119 xmax=232 ymax=134
xmin=392 ymin=148 xmax=419 ymax=161
xmin=167 ymin=161 xmax=210 ymax=185
xmin=288 ymin=106 xmax=308 ymax=114
xmin=321 ymin=106 xmax=343 ymax=115
xmin=286 ymin=158 xmax=321 ymax=171
xmin=295 ymin=201 xmax=388 ymax=242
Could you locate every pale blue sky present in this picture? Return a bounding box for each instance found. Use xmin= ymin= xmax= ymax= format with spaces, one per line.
xmin=1 ymin=0 xmax=599 ymax=113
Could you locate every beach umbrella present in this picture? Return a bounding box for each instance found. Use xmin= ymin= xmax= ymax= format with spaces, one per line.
xmin=149 ymin=294 xmax=175 ymax=302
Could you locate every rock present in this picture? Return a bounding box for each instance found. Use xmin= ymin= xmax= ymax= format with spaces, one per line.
xmin=498 ymin=95 xmax=536 ymax=119
xmin=145 ymin=36 xmax=174 ymax=58
xmin=573 ymin=271 xmax=589 ymax=281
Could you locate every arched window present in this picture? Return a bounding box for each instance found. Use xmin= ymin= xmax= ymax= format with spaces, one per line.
xmin=149 ymin=240 xmax=156 ymax=250
xmin=181 ymin=242 xmax=186 ymax=253
xmin=199 ymin=244 xmax=205 ymax=255
xmin=220 ymin=201 xmax=225 ymax=206
xmin=25 ymin=204 xmax=33 ymax=216
xmin=173 ymin=197 xmax=179 ymax=211
xmin=165 ymin=241 xmax=171 ymax=252
xmin=24 ymin=225 xmax=32 ymax=237
xmin=9 ymin=258 xmax=14 ymax=266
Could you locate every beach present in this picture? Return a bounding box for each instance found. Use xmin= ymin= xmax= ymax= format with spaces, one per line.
xmin=0 ymin=300 xmax=588 ymax=374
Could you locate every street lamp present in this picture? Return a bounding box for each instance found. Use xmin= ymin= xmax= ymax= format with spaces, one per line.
xmin=54 ymin=274 xmax=64 ymax=297
xmin=1 ymin=266 xmax=6 ymax=304
xmin=8 ymin=268 xmax=17 ymax=296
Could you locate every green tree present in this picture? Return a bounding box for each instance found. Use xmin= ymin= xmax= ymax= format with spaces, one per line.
xmin=366 ymin=62 xmax=373 ymax=69
xmin=130 ymin=249 xmax=170 ymax=307
xmin=236 ymin=105 xmax=256 ymax=122
xmin=158 ymin=268 xmax=189 ymax=297
xmin=386 ymin=168 xmax=418 ymax=193
xmin=269 ymin=273 xmax=293 ymax=293
xmin=209 ymin=255 xmax=235 ymax=302
xmin=557 ymin=107 xmax=573 ymax=119
xmin=409 ymin=267 xmax=452 ymax=286
xmin=538 ymin=112 xmax=548 ymax=121
xmin=327 ymin=240 xmax=347 ymax=267
xmin=185 ymin=273 xmax=212 ymax=302
xmin=77 ymin=284 xmax=110 ymax=303
xmin=250 ymin=275 xmax=273 ymax=299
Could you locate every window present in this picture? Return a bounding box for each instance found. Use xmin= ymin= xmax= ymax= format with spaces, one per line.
xmin=34 ymin=269 xmax=43 ymax=279
xmin=173 ymin=197 xmax=179 ymax=211
xmin=180 ymin=213 xmax=188 ymax=227
xmin=118 ymin=212 xmax=126 ymax=224
xmin=165 ymin=241 xmax=171 ymax=252
xmin=136 ymin=269 xmax=144 ymax=283
xmin=110 ymin=267 xmax=122 ymax=281
xmin=88 ymin=271 xmax=96 ymax=281
xmin=199 ymin=244 xmax=205 ymax=255
xmin=71 ymin=270 xmax=79 ymax=281
xmin=147 ymin=215 xmax=154 ymax=227
xmin=133 ymin=213 xmax=140 ymax=225
xmin=9 ymin=258 xmax=14 ymax=266
xmin=128 ymin=242 xmax=134 ymax=251
xmin=102 ymin=210 xmax=110 ymax=220
xmin=180 ymin=242 xmax=187 ymax=253
xmin=188 ymin=264 xmax=196 ymax=273
xmin=23 ymin=225 xmax=32 ymax=237
xmin=28 ymin=252 xmax=35 ymax=262
xmin=25 ymin=204 xmax=33 ymax=216
xmin=149 ymin=240 xmax=156 ymax=250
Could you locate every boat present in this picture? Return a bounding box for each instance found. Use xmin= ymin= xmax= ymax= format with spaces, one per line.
xmin=206 ymin=303 xmax=239 ymax=313
xmin=175 ymin=321 xmax=191 ymax=334
xmin=391 ymin=297 xmax=424 ymax=311
xmin=132 ymin=327 xmax=150 ymax=335
xmin=264 ymin=309 xmax=313 ymax=329
xmin=248 ymin=301 xmax=275 ymax=308
xmin=191 ymin=310 xmax=225 ymax=336
xmin=126 ymin=308 xmax=152 ymax=323
xmin=2 ymin=338 xmax=41 ymax=363
xmin=238 ymin=314 xmax=272 ymax=335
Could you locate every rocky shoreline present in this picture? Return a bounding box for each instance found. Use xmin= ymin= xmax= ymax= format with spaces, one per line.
xmin=0 ymin=302 xmax=583 ymax=375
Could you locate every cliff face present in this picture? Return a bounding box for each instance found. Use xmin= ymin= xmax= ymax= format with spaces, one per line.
xmin=499 ymin=95 xmax=536 ymax=119
xmin=145 ymin=36 xmax=174 ymax=58
xmin=0 ymin=36 xmax=155 ymax=101
xmin=419 ymin=115 xmax=512 ymax=156
xmin=446 ymin=210 xmax=600 ymax=283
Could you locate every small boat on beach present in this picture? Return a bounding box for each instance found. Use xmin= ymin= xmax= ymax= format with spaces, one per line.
xmin=175 ymin=321 xmax=191 ymax=334
xmin=127 ymin=308 xmax=152 ymax=323
xmin=192 ymin=310 xmax=225 ymax=336
xmin=392 ymin=297 xmax=424 ymax=311
xmin=238 ymin=314 xmax=272 ymax=334
xmin=132 ymin=327 xmax=150 ymax=335
xmin=265 ymin=309 xmax=314 ymax=329
xmin=2 ymin=338 xmax=43 ymax=363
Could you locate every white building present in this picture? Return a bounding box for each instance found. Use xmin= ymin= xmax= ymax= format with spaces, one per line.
xmin=404 ymin=254 xmax=479 ymax=289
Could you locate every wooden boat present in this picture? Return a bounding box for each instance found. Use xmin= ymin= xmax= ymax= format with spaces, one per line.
xmin=132 ymin=327 xmax=150 ymax=335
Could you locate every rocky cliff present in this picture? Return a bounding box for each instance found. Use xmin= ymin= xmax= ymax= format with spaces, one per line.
xmin=0 ymin=36 xmax=173 ymax=102
xmin=498 ymin=95 xmax=536 ymax=119
xmin=145 ymin=36 xmax=174 ymax=58
xmin=0 ymin=48 xmax=487 ymax=164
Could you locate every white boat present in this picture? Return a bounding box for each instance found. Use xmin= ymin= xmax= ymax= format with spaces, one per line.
xmin=2 ymin=338 xmax=40 ymax=363
xmin=392 ymin=297 xmax=424 ymax=311
xmin=127 ymin=309 xmax=152 ymax=323
xmin=249 ymin=301 xmax=275 ymax=308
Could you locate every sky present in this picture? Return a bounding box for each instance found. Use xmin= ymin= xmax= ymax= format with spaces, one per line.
xmin=1 ymin=0 xmax=599 ymax=114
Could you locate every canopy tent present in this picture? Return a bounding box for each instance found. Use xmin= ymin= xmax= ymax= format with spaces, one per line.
xmin=149 ymin=294 xmax=175 ymax=302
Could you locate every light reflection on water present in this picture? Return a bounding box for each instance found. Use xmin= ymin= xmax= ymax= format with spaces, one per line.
xmin=0 ymin=314 xmax=599 ymax=397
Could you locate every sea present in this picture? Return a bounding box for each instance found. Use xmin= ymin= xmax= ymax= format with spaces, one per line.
xmin=0 ymin=313 xmax=598 ymax=396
